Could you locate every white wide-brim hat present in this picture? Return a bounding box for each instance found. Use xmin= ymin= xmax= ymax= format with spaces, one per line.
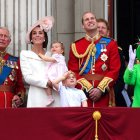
xmin=26 ymin=16 xmax=54 ymax=44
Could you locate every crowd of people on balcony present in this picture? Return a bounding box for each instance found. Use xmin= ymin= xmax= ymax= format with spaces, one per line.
xmin=0 ymin=11 xmax=139 ymax=108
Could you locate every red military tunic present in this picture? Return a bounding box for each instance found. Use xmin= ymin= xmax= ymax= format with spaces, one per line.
xmin=68 ymin=34 xmax=121 ymax=107
xmin=0 ymin=53 xmax=25 ymax=108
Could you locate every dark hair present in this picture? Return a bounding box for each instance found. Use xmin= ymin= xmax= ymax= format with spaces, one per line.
xmin=30 ymin=25 xmax=48 ymax=48
xmin=43 ymin=32 xmax=48 ymax=48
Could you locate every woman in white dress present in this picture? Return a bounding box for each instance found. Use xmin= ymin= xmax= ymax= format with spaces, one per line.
xmin=20 ymin=16 xmax=60 ymax=107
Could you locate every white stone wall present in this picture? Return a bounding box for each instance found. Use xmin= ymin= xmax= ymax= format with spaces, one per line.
xmin=0 ymin=0 xmax=52 ymax=56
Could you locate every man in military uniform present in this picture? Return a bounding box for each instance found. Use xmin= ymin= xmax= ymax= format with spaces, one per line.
xmin=97 ymin=18 xmax=131 ymax=107
xmin=68 ymin=12 xmax=121 ymax=107
xmin=0 ymin=27 xmax=25 ymax=108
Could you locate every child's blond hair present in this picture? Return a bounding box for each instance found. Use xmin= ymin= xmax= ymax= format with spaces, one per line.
xmin=51 ymin=41 xmax=65 ymax=55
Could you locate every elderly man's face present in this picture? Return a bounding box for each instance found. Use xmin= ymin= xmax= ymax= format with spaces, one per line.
xmin=0 ymin=28 xmax=11 ymax=50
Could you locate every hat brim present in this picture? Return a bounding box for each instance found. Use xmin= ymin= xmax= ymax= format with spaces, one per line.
xmin=26 ymin=16 xmax=54 ymax=44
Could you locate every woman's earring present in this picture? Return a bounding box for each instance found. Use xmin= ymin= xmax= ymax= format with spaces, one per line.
xmin=31 ymin=40 xmax=33 ymax=42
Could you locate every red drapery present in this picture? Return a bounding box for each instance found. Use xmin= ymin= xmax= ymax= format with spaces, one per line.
xmin=0 ymin=107 xmax=139 ymax=140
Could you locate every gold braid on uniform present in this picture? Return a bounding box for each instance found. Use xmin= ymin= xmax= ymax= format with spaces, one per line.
xmin=71 ymin=43 xmax=92 ymax=58
xmin=77 ymin=78 xmax=93 ymax=92
xmin=72 ymin=42 xmax=96 ymax=92
xmin=0 ymin=50 xmax=7 ymax=74
xmin=79 ymin=43 xmax=96 ymax=75
xmin=71 ymin=42 xmax=96 ymax=75
xmin=97 ymin=78 xmax=116 ymax=106
xmin=97 ymin=77 xmax=113 ymax=92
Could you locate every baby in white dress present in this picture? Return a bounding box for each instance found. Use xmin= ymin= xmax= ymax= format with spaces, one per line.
xmin=39 ymin=41 xmax=68 ymax=106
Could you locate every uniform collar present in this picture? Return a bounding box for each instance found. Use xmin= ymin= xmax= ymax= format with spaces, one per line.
xmin=0 ymin=50 xmax=7 ymax=57
xmin=85 ymin=33 xmax=101 ymax=42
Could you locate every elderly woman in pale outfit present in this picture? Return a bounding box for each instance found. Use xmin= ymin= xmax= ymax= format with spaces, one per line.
xmin=20 ymin=16 xmax=60 ymax=107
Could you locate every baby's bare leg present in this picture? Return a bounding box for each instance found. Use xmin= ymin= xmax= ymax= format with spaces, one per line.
xmin=46 ymin=87 xmax=52 ymax=96
xmin=46 ymin=87 xmax=55 ymax=106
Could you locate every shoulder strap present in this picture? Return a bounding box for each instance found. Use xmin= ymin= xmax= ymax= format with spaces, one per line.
xmin=80 ymin=37 xmax=112 ymax=75
xmin=95 ymin=37 xmax=112 ymax=60
xmin=0 ymin=55 xmax=18 ymax=84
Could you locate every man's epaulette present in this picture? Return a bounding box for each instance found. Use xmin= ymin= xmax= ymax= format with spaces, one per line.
xmin=103 ymin=36 xmax=110 ymax=39
xmin=8 ymin=54 xmax=19 ymax=61
xmin=103 ymin=36 xmax=112 ymax=39
xmin=118 ymin=46 xmax=122 ymax=51
xmin=103 ymin=36 xmax=116 ymax=42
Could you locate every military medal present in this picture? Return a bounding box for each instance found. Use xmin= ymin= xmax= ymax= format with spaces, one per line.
xmin=14 ymin=61 xmax=18 ymax=69
xmin=9 ymin=74 xmax=14 ymax=81
xmin=101 ymin=44 xmax=104 ymax=52
xmin=0 ymin=57 xmax=5 ymax=74
xmin=6 ymin=60 xmax=18 ymax=69
xmin=0 ymin=50 xmax=6 ymax=74
xmin=104 ymin=47 xmax=107 ymax=52
xmin=91 ymin=49 xmax=96 ymax=74
xmin=100 ymin=53 xmax=108 ymax=71
xmin=9 ymin=61 xmax=14 ymax=68
xmin=100 ymin=40 xmax=107 ymax=52
xmin=100 ymin=53 xmax=108 ymax=62
xmin=101 ymin=63 xmax=107 ymax=71
xmin=9 ymin=69 xmax=16 ymax=81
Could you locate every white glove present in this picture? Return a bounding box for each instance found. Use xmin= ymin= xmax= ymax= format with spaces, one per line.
xmin=128 ymin=45 xmax=136 ymax=70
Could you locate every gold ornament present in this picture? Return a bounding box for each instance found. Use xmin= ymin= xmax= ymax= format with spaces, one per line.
xmin=79 ymin=42 xmax=96 ymax=75
xmin=0 ymin=50 xmax=6 ymax=57
xmin=101 ymin=63 xmax=107 ymax=71
xmin=71 ymin=43 xmax=92 ymax=58
xmin=100 ymin=53 xmax=108 ymax=62
xmin=0 ymin=57 xmax=5 ymax=74
xmin=93 ymin=111 xmax=101 ymax=140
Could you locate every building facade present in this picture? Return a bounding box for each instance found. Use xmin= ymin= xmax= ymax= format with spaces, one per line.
xmin=0 ymin=0 xmax=111 ymax=62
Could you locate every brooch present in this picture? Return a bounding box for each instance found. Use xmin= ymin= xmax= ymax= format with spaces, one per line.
xmin=101 ymin=63 xmax=107 ymax=71
xmin=100 ymin=53 xmax=108 ymax=62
